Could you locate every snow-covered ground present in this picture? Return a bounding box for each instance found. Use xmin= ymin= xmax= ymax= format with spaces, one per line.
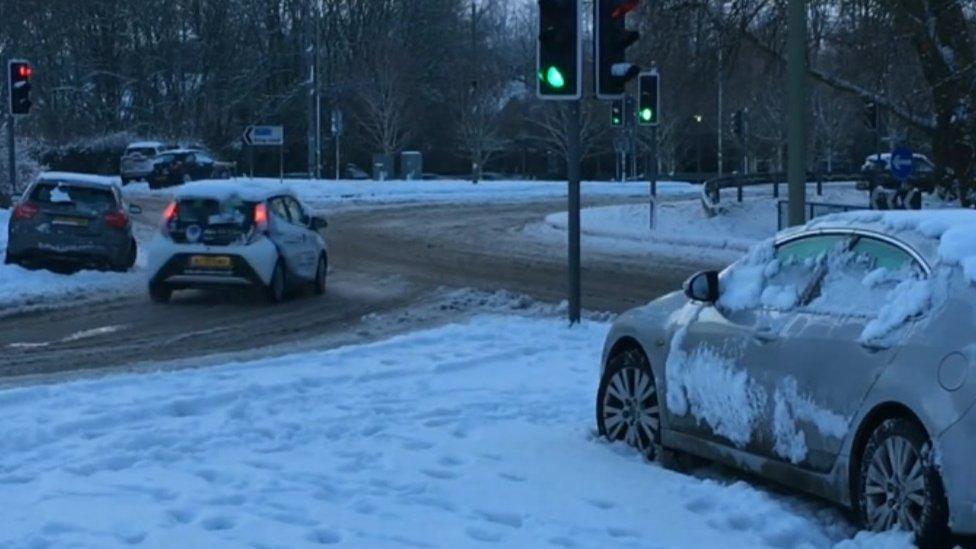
xmin=0 ymin=313 xmax=908 ymax=548
xmin=124 ymin=177 xmax=697 ymax=211
xmin=526 ymin=184 xmax=870 ymax=266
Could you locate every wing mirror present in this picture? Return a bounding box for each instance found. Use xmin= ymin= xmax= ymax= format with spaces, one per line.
xmin=128 ymin=204 xmax=143 ymax=215
xmin=311 ymin=216 xmax=328 ymax=230
xmin=683 ymin=270 xmax=720 ymax=304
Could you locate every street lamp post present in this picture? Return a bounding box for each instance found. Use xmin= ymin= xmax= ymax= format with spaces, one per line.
xmin=787 ymin=0 xmax=807 ymax=227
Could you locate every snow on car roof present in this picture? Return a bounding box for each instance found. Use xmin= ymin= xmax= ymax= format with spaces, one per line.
xmin=175 ymin=179 xmax=294 ymax=202
xmin=37 ymin=172 xmax=120 ymax=189
xmin=126 ymin=141 xmax=166 ymax=148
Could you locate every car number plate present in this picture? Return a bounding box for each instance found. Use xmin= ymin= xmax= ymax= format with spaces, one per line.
xmin=189 ymin=255 xmax=232 ymax=269
xmin=52 ymin=217 xmax=89 ymax=227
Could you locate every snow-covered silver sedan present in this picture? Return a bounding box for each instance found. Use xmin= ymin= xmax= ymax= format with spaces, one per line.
xmin=597 ymin=210 xmax=976 ymax=546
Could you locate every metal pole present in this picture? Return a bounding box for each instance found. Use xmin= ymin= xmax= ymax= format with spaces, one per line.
xmin=7 ymin=114 xmax=15 ymax=198
xmin=567 ymin=102 xmax=582 ymax=325
xmin=335 ymin=132 xmax=340 ymax=180
xmin=787 ymin=0 xmax=808 ymax=227
xmin=717 ymin=45 xmax=723 ymax=178
xmin=650 ymin=125 xmax=658 ymax=197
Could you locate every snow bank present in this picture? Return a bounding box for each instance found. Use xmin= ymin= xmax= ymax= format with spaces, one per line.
xmin=124 ymin=177 xmax=691 ymax=210
xmin=528 ymin=183 xmax=867 ymax=265
xmin=0 ymin=314 xmax=902 ymax=548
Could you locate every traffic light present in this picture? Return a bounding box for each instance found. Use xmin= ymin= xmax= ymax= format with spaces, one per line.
xmin=7 ymin=60 xmax=32 ymax=115
xmin=610 ymin=99 xmax=624 ymax=127
xmin=595 ymin=0 xmax=641 ymax=99
xmin=864 ymin=99 xmax=879 ymax=131
xmin=731 ymin=109 xmax=745 ymax=139
xmin=537 ymin=0 xmax=581 ymax=100
xmin=637 ymin=70 xmax=659 ymax=126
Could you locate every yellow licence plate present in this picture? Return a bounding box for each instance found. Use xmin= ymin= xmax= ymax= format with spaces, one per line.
xmin=53 ymin=217 xmax=89 ymax=227
xmin=190 ymin=255 xmax=232 ymax=269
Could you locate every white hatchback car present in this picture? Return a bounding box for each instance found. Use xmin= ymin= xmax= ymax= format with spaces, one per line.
xmin=147 ymin=181 xmax=328 ymax=303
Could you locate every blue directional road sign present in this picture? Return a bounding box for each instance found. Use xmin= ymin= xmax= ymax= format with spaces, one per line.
xmin=243 ymin=125 xmax=284 ymax=147
xmin=890 ymin=146 xmax=914 ymax=182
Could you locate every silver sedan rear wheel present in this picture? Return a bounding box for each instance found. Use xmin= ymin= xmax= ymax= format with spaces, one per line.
xmin=857 ymin=418 xmax=948 ymax=546
xmin=596 ymin=349 xmax=660 ymax=460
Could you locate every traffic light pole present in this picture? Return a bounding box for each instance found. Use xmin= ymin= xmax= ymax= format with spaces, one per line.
xmin=567 ymin=101 xmax=582 ymax=325
xmin=787 ymin=0 xmax=807 ymax=227
xmin=7 ymin=114 xmax=14 ymax=198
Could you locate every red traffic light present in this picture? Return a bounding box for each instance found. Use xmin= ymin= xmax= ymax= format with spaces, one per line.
xmin=17 ymin=65 xmax=32 ymax=79
xmin=610 ymin=0 xmax=639 ymax=19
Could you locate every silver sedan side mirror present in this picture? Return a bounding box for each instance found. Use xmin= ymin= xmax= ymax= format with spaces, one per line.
xmin=683 ymin=270 xmax=720 ymax=303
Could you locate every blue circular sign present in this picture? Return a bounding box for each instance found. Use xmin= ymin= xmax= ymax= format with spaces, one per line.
xmin=890 ymin=146 xmax=914 ymax=182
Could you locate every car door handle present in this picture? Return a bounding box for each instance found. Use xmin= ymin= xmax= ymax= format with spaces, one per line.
xmin=753 ymin=327 xmax=778 ymax=344
xmin=860 ymin=342 xmax=887 ymax=354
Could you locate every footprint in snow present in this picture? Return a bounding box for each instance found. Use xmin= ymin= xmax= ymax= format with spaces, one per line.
xmin=165 ymin=508 xmax=196 ymax=524
xmin=586 ymin=498 xmax=615 ymax=510
xmin=475 ymin=510 xmax=523 ymax=529
xmin=200 ymin=516 xmax=235 ymax=531
xmin=465 ymin=526 xmax=503 ymax=543
xmin=421 ymin=468 xmax=458 ymax=480
xmin=498 ymin=472 xmax=525 ymax=482
xmin=607 ymin=527 xmax=639 ymax=538
xmin=401 ymin=439 xmax=434 ymax=451
xmin=305 ymin=528 xmax=342 ymax=545
xmin=438 ymin=455 xmax=465 ymax=467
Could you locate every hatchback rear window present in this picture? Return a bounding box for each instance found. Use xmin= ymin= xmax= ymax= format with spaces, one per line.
xmin=30 ymin=183 xmax=117 ymax=214
xmin=126 ymin=147 xmax=158 ymax=157
xmin=176 ymin=197 xmax=254 ymax=227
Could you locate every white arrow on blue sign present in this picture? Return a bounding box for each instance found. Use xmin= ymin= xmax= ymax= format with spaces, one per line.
xmin=890 ymin=146 xmax=914 ymax=182
xmin=243 ymin=125 xmax=284 ymax=146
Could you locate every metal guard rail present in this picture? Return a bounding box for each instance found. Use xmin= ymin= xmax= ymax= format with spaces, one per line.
xmin=701 ymin=172 xmax=868 ymax=217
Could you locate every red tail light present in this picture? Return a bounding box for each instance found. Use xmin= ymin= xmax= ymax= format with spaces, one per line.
xmin=162 ymin=201 xmax=178 ymax=222
xmin=160 ymin=201 xmax=178 ymax=238
xmin=104 ymin=210 xmax=128 ymax=229
xmin=253 ymin=203 xmax=268 ymax=227
xmin=12 ymin=202 xmax=38 ymax=220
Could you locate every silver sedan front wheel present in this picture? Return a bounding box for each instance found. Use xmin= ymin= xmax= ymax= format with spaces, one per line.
xmin=857 ymin=418 xmax=948 ymax=546
xmin=596 ymin=349 xmax=660 ymax=460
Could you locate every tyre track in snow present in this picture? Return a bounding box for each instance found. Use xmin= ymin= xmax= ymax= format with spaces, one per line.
xmin=0 ymin=198 xmax=713 ymax=379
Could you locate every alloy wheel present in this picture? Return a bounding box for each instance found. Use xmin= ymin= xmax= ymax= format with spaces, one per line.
xmin=600 ymin=364 xmax=660 ymax=457
xmin=863 ymin=435 xmax=927 ymax=533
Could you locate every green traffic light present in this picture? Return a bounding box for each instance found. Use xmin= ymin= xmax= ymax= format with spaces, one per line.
xmin=640 ymin=107 xmax=653 ymax=122
xmin=546 ymin=66 xmax=566 ymax=89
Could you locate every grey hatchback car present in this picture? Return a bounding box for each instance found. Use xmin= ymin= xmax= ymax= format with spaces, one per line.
xmin=5 ymin=174 xmax=140 ymax=272
xmin=598 ymin=210 xmax=976 ymax=546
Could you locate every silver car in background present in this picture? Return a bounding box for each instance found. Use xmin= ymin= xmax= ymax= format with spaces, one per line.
xmin=120 ymin=141 xmax=174 ymax=185
xmin=5 ymin=173 xmax=140 ymax=272
xmin=597 ymin=210 xmax=976 ymax=546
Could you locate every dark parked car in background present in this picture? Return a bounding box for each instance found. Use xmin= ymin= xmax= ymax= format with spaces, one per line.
xmin=120 ymin=141 xmax=177 ymax=185
xmin=148 ymin=149 xmax=234 ymax=189
xmin=5 ymin=173 xmax=140 ymax=272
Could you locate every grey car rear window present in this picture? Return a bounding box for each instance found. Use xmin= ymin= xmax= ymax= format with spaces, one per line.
xmin=30 ymin=183 xmax=117 ymax=213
